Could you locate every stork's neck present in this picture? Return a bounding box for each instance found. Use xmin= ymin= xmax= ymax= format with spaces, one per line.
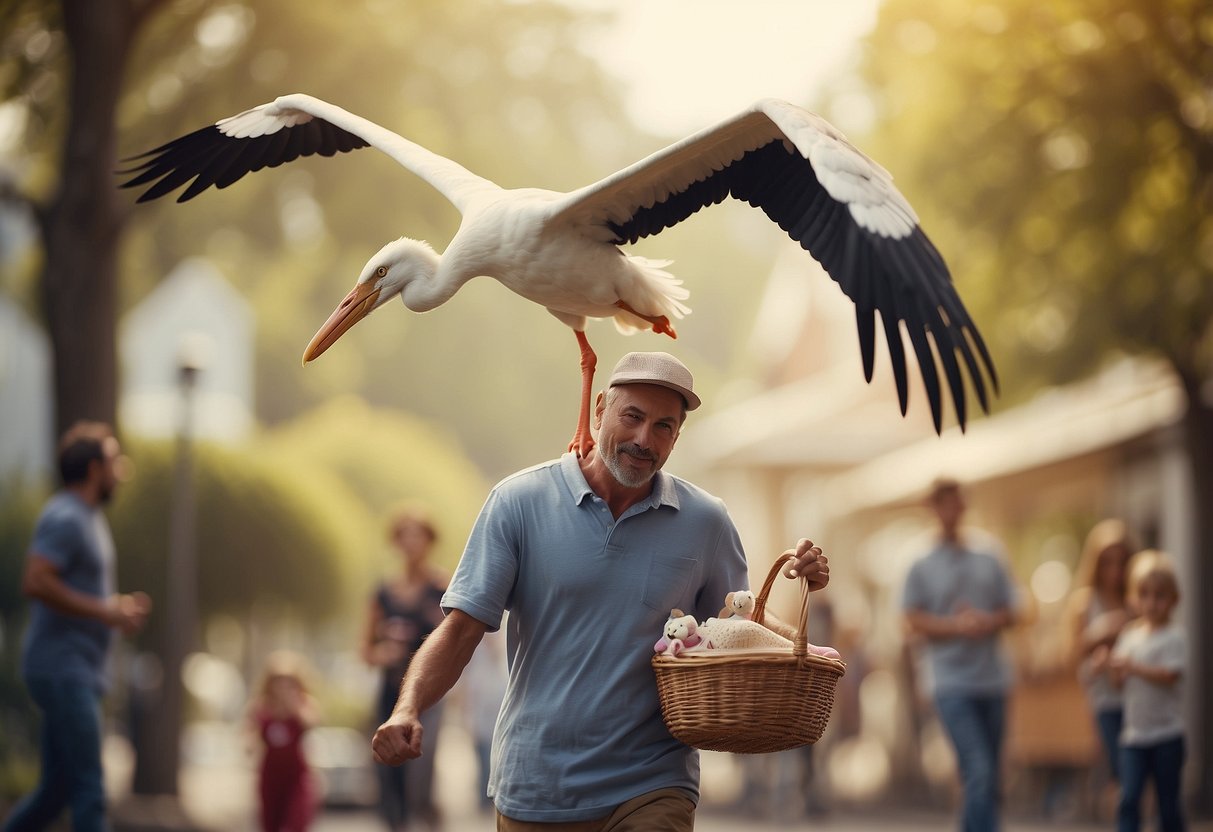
xmin=399 ymin=245 xmax=471 ymax=313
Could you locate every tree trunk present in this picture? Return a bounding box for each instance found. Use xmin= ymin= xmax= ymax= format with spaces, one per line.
xmin=46 ymin=0 xmax=188 ymax=803
xmin=38 ymin=0 xmax=135 ymax=440
xmin=1179 ymin=384 xmax=1213 ymax=814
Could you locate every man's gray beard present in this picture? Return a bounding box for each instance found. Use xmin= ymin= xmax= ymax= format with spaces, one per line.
xmin=602 ymin=447 xmax=655 ymax=489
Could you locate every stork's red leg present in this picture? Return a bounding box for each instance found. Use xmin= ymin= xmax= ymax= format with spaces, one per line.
xmin=568 ymin=330 xmax=597 ymax=458
xmin=615 ymin=301 xmax=677 ymax=339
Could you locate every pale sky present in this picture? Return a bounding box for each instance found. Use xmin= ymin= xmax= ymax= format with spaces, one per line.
xmin=562 ymin=0 xmax=882 ymax=136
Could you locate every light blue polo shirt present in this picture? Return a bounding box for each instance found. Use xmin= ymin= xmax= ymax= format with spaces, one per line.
xmin=21 ymin=492 xmax=116 ymax=695
xmin=901 ymin=539 xmax=1014 ymax=697
xmin=441 ymin=453 xmax=749 ymax=823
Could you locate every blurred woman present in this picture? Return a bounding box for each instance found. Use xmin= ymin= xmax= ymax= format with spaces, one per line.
xmin=250 ymin=650 xmax=320 ymax=832
xmin=361 ymin=506 xmax=449 ymax=831
xmin=1065 ymin=519 xmax=1137 ymax=783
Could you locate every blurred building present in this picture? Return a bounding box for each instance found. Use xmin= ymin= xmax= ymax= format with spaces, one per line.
xmin=0 ymin=258 xmax=253 ymax=484
xmin=680 ymin=241 xmax=1198 ymax=813
xmin=120 ymin=258 xmax=254 ymax=443
xmin=0 ymin=297 xmax=53 ymax=486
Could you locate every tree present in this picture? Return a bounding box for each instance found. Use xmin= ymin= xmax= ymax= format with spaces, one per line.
xmin=4 ymin=0 xmax=772 ymax=483
xmin=851 ymin=0 xmax=1213 ymax=807
xmin=108 ymin=436 xmax=361 ymax=796
xmin=0 ymin=0 xmax=171 ymax=439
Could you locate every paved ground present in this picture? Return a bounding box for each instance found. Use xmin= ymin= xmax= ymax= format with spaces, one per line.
xmin=105 ymin=722 xmax=1211 ymax=832
xmin=310 ymin=806 xmax=1121 ymax=832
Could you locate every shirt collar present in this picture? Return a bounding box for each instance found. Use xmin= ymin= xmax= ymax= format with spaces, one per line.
xmin=557 ymin=451 xmax=681 ymax=511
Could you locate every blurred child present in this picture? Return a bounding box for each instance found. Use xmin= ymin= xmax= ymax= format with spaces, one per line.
xmin=1097 ymin=551 xmax=1187 ymax=832
xmin=250 ymin=651 xmax=320 ymax=832
xmin=1065 ymin=520 xmax=1136 ymax=785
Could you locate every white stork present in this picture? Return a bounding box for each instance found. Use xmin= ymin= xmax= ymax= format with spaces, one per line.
xmin=121 ymin=94 xmax=997 ymax=455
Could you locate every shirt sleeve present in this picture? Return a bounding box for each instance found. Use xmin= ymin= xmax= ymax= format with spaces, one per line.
xmin=694 ymin=505 xmax=749 ymax=622
xmin=902 ymin=561 xmax=925 ymax=612
xmin=28 ymin=502 xmax=82 ymax=571
xmin=993 ymin=557 xmax=1015 ymax=610
xmin=441 ymin=488 xmax=519 ymax=632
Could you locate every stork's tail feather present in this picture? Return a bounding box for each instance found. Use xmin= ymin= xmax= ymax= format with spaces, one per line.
xmin=613 ymin=256 xmax=690 ymax=336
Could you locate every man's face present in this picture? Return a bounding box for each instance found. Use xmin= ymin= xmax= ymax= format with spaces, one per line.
xmin=595 ymin=384 xmax=684 ymax=489
xmin=931 ymin=489 xmax=965 ymax=531
xmin=97 ymin=436 xmax=122 ymax=504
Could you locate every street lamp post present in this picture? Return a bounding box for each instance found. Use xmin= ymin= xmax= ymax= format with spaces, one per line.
xmin=130 ymin=337 xmax=205 ymax=801
xmin=163 ymin=340 xmax=203 ymax=790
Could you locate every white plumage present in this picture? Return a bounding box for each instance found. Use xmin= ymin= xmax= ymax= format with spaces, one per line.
xmin=122 ymin=94 xmax=997 ymax=453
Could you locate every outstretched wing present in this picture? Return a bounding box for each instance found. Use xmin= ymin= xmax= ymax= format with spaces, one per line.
xmin=118 ymin=93 xmax=493 ymax=210
xmin=553 ymin=99 xmax=997 ymax=432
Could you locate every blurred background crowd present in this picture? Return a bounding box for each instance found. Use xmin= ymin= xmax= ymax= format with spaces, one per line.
xmin=1 ymin=0 xmax=1211 ymax=829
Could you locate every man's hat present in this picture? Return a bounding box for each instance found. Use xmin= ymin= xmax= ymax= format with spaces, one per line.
xmin=606 ymin=351 xmax=700 ymax=411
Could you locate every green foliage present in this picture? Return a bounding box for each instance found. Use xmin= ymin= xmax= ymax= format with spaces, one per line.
xmin=257 ymin=395 xmax=491 ymax=577
xmin=5 ymin=0 xmax=773 ymax=480
xmin=847 ymin=0 xmax=1213 ymax=403
xmin=0 ymin=480 xmax=44 ymax=619
xmin=108 ymin=436 xmax=362 ymax=649
xmin=0 ymin=481 xmax=44 ymax=803
xmin=105 ymin=0 xmax=769 ymax=478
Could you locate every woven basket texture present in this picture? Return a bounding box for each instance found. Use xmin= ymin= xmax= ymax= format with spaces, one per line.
xmin=652 ymin=552 xmax=846 ymax=753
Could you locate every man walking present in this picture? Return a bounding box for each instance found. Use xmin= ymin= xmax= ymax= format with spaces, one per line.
xmin=902 ymin=478 xmax=1017 ymax=832
xmin=4 ymin=421 xmax=152 ymax=832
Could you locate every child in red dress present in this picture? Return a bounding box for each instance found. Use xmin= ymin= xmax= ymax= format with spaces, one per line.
xmin=250 ymin=651 xmax=320 ymax=832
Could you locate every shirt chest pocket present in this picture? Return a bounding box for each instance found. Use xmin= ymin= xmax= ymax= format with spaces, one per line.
xmin=641 ymin=555 xmax=698 ymax=613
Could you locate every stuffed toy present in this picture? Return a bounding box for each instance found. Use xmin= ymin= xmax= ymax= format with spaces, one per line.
xmin=653 ymin=609 xmax=704 ymax=657
xmin=697 ymin=616 xmax=793 ymax=650
xmin=717 ymin=589 xmax=756 ymax=620
xmin=654 ymin=605 xmax=843 ymax=659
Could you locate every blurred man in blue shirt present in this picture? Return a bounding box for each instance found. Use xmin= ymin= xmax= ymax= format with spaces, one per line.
xmin=5 ymin=421 xmax=151 ymax=832
xmin=903 ymin=477 xmax=1017 ymax=832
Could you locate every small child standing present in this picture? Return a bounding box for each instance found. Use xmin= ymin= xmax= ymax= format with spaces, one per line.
xmin=250 ymin=651 xmax=320 ymax=832
xmin=1103 ymin=551 xmax=1187 ymax=832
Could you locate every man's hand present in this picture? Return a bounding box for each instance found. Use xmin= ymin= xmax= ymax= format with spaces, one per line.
xmin=782 ymin=538 xmax=829 ymax=591
xmin=953 ymin=606 xmax=996 ymax=639
xmin=107 ymin=591 xmax=151 ymax=635
xmin=372 ymin=709 xmax=425 ymax=765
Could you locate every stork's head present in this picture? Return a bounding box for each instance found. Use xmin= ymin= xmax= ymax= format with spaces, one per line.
xmin=302 ymin=238 xmax=440 ymax=364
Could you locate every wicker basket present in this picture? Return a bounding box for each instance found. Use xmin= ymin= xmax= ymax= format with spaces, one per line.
xmin=652 ymin=552 xmax=846 ymax=754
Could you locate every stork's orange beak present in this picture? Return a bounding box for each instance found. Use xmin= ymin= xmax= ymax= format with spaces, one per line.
xmin=302 ymin=282 xmax=382 ymax=364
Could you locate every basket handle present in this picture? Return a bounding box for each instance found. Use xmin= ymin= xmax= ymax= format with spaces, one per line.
xmin=751 ymin=552 xmax=812 ymax=659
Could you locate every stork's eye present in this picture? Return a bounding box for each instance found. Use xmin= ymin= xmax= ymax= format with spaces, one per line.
xmin=376 ymin=266 xmax=388 ymax=277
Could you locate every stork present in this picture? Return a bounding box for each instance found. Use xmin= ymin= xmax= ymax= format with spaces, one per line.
xmin=121 ymin=94 xmax=997 ymax=455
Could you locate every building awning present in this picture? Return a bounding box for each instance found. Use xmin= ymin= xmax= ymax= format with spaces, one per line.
xmin=820 ymin=358 xmax=1184 ymax=515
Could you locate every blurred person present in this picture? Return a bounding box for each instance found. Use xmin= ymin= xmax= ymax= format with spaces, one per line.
xmin=3 ymin=421 xmax=151 ymax=832
xmin=1097 ymin=551 xmax=1187 ymax=832
xmin=1064 ymin=519 xmax=1137 ymax=788
xmin=740 ymin=593 xmax=837 ymax=821
xmin=361 ymin=506 xmax=449 ymax=831
xmin=902 ymin=477 xmax=1018 ymax=832
xmin=370 ymin=352 xmax=831 ymax=830
xmin=250 ymin=651 xmax=320 ymax=832
xmin=459 ymin=627 xmax=508 ymax=813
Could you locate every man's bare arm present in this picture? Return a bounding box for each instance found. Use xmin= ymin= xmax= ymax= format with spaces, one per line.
xmin=23 ymin=554 xmax=150 ymax=633
xmin=372 ymin=609 xmax=488 ymax=765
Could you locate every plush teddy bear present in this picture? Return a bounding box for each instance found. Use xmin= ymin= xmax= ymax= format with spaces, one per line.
xmin=717 ymin=589 xmax=756 ymax=620
xmin=653 ymin=609 xmax=705 ymax=657
xmin=654 ymin=606 xmax=844 ymax=659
